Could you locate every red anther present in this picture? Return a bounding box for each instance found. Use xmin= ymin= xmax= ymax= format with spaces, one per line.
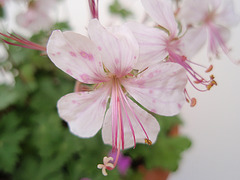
xmin=182 ymin=56 xmax=187 ymax=61
xmin=205 ymin=65 xmax=213 ymax=73
xmin=190 ymin=98 xmax=197 ymax=107
xmin=194 ymin=79 xmax=203 ymax=84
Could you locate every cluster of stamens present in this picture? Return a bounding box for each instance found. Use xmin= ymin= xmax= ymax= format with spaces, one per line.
xmin=97 ymin=74 xmax=152 ymax=176
xmin=167 ymin=52 xmax=217 ymax=107
xmin=0 ymin=33 xmax=46 ymax=52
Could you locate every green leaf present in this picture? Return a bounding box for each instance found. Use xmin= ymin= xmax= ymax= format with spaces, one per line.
xmin=0 ymin=6 xmax=4 ymax=18
xmin=20 ymin=63 xmax=36 ymax=82
xmin=52 ymin=22 xmax=70 ymax=31
xmin=109 ymin=0 xmax=132 ymax=18
xmin=155 ymin=114 xmax=182 ymax=134
xmin=0 ymin=112 xmax=28 ymax=173
xmin=0 ymin=79 xmax=29 ymax=110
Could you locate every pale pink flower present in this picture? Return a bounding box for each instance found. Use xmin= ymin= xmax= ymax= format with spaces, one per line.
xmin=16 ymin=0 xmax=56 ymax=32
xmin=47 ymin=19 xmax=187 ymax=175
xmin=179 ymin=0 xmax=240 ymax=64
xmin=127 ymin=0 xmax=217 ymax=106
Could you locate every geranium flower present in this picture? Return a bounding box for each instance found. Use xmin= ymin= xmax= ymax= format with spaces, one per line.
xmin=179 ymin=0 xmax=240 ymax=64
xmin=126 ymin=0 xmax=217 ymax=106
xmin=47 ymin=19 xmax=187 ymax=175
xmin=16 ymin=0 xmax=56 ymax=32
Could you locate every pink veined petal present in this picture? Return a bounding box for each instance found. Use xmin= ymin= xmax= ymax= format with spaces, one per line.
xmin=206 ymin=24 xmax=240 ymax=65
xmin=88 ymin=19 xmax=139 ymax=77
xmin=125 ymin=22 xmax=169 ymax=70
xmin=102 ymin=99 xmax=160 ymax=149
xmin=141 ymin=0 xmax=178 ymax=36
xmin=122 ymin=62 xmax=187 ymax=116
xmin=47 ymin=30 xmax=109 ymax=84
xmin=207 ymin=24 xmax=230 ymax=57
xmin=57 ymin=85 xmax=110 ymax=138
xmin=181 ymin=27 xmax=207 ymax=58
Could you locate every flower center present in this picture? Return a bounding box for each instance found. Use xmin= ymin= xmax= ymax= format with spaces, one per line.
xmin=204 ymin=10 xmax=216 ymax=24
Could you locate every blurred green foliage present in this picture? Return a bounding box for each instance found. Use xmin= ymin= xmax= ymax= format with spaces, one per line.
xmin=0 ymin=6 xmax=4 ymax=18
xmin=109 ymin=0 xmax=132 ymax=19
xmin=0 ymin=22 xmax=191 ymax=180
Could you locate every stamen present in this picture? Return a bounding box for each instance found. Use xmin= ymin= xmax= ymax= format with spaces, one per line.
xmin=98 ymin=78 xmax=152 ymax=176
xmin=111 ymin=79 xmax=118 ymax=150
xmin=0 ymin=32 xmax=46 ymax=51
xmin=112 ymin=86 xmax=124 ymax=169
xmin=168 ymin=52 xmax=217 ymax=92
xmin=190 ymin=98 xmax=197 ymax=107
xmin=184 ymin=88 xmax=197 ymax=107
xmin=205 ymin=65 xmax=213 ymax=73
xmin=119 ymin=88 xmax=150 ymax=140
xmin=135 ymin=67 xmax=149 ymax=77
xmin=145 ymin=138 xmax=152 ymax=145
xmin=117 ymin=94 xmax=125 ymax=150
xmin=206 ymin=79 xmax=217 ymax=90
xmin=118 ymin=84 xmax=136 ymax=149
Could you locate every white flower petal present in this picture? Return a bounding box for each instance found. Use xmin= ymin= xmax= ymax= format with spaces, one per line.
xmin=88 ymin=19 xmax=139 ymax=77
xmin=207 ymin=24 xmax=230 ymax=56
xmin=126 ymin=22 xmax=168 ymax=70
xmin=102 ymin=99 xmax=160 ymax=149
xmin=122 ymin=62 xmax=187 ymax=116
xmin=215 ymin=0 xmax=240 ymax=27
xmin=141 ymin=0 xmax=178 ymax=36
xmin=181 ymin=27 xmax=207 ymax=58
xmin=47 ymin=30 xmax=108 ymax=84
xmin=57 ymin=86 xmax=110 ymax=138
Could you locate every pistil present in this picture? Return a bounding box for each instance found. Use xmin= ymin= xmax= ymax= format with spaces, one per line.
xmin=98 ymin=77 xmax=152 ymax=175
